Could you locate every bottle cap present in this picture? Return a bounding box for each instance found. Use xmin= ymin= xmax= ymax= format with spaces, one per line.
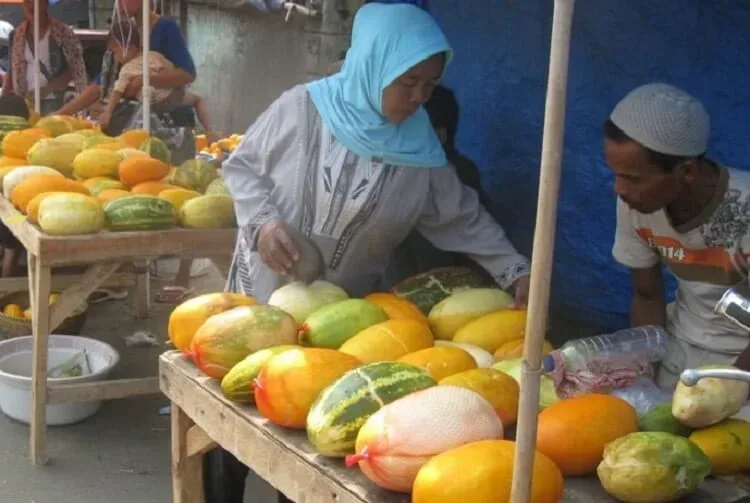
xmin=542 ymin=354 xmax=555 ymax=373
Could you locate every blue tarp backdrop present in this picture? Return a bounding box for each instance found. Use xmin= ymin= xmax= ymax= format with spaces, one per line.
xmin=429 ymin=0 xmax=750 ymax=330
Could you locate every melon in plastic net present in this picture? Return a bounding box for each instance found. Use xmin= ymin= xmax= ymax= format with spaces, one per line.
xmin=345 ymin=385 xmax=504 ymax=492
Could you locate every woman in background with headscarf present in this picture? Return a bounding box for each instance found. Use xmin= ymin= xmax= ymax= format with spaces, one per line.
xmin=1 ymin=0 xmax=87 ymax=114
xmin=207 ymin=4 xmax=531 ymax=502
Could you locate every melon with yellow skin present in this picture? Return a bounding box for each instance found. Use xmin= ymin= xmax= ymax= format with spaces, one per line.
xmin=398 ymin=346 xmax=476 ymax=381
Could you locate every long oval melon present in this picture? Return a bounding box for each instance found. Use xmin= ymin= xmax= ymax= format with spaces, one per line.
xmin=220 ymin=345 xmax=298 ymax=403
xmin=307 ymin=362 xmax=437 ymax=457
xmin=189 ymin=305 xmax=297 ymax=379
xmin=298 ymin=299 xmax=387 ymax=349
xmin=428 ymin=288 xmax=513 ymax=340
xmin=104 ymin=194 xmax=178 ymax=231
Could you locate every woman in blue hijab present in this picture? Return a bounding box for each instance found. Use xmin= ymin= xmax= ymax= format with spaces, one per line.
xmin=207 ymin=5 xmax=531 ymax=501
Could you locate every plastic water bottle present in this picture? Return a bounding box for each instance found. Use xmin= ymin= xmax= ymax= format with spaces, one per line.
xmin=542 ymin=325 xmax=669 ymax=374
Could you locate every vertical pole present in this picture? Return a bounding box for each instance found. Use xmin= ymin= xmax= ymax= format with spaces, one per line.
xmin=33 ymin=0 xmax=40 ymax=114
xmin=141 ymin=0 xmax=151 ymax=133
xmin=509 ymin=0 xmax=575 ymax=502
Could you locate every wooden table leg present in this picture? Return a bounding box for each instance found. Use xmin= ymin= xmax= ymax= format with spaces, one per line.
xmin=171 ymin=402 xmax=214 ymax=503
xmin=29 ymin=255 xmax=52 ymax=466
xmin=133 ymin=261 xmax=150 ymax=319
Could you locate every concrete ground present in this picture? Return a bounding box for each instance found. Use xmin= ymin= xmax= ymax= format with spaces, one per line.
xmin=0 ymin=263 xmax=278 ymax=503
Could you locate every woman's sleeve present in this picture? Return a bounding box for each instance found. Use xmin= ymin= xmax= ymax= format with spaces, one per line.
xmin=159 ymin=19 xmax=196 ymax=78
xmin=222 ymin=89 xmax=300 ymax=247
xmin=416 ymin=166 xmax=530 ymax=289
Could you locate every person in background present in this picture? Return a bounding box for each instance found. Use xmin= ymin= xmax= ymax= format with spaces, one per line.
xmin=604 ymin=83 xmax=750 ymax=390
xmin=207 ymin=5 xmax=531 ymax=503
xmin=1 ymin=0 xmax=87 ymax=114
xmin=57 ymin=0 xmax=198 ymax=304
xmin=383 ymin=84 xmax=496 ymax=286
xmin=0 ymin=94 xmax=30 ymax=277
xmin=99 ymin=20 xmax=215 ymax=140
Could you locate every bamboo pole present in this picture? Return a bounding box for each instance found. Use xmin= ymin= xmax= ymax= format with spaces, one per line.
xmin=33 ymin=0 xmax=40 ymax=114
xmin=141 ymin=0 xmax=151 ymax=133
xmin=509 ymin=0 xmax=575 ymax=502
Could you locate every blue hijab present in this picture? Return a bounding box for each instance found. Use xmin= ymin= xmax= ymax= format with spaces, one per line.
xmin=306 ymin=4 xmax=453 ymax=168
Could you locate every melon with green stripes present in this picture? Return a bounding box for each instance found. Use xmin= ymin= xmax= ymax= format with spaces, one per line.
xmin=306 ymin=361 xmax=437 ymax=457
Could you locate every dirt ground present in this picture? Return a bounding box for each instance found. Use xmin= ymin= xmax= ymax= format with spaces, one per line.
xmin=0 ymin=263 xmax=280 ymax=503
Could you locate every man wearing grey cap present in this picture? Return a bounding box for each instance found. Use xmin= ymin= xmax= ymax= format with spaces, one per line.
xmin=604 ymin=83 xmax=750 ymax=391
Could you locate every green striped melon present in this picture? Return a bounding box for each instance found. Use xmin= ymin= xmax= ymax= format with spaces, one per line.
xmin=0 ymin=115 xmax=30 ymax=131
xmin=392 ymin=266 xmax=495 ymax=314
xmin=139 ymin=137 xmax=171 ymax=164
xmin=205 ymin=177 xmax=230 ymax=196
xmin=104 ymin=194 xmax=177 ymax=231
xmin=306 ymin=362 xmax=437 ymax=456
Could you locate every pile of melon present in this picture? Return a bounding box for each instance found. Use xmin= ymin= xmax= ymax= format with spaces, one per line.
xmin=196 ymin=132 xmax=242 ymax=162
xmin=0 ymin=116 xmax=236 ymax=236
xmin=167 ymin=267 xmax=567 ymax=502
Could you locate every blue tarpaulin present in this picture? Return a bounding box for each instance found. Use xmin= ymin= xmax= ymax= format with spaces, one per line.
xmin=430 ymin=0 xmax=750 ymax=330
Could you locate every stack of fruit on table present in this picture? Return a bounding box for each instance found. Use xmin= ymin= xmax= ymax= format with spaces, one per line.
xmin=169 ymin=265 xmax=750 ymax=503
xmin=0 ymin=116 xmax=236 ymax=237
xmin=196 ymin=133 xmax=242 ymax=163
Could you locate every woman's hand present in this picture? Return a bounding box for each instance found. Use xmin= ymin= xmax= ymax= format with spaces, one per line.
xmin=257 ymin=218 xmax=300 ymax=276
xmin=510 ymin=274 xmax=531 ymax=309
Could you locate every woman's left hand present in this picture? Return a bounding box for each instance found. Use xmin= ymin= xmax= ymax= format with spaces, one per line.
xmin=510 ymin=274 xmax=531 ymax=309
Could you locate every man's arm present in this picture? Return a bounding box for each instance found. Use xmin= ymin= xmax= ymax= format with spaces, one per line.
xmin=735 ymin=343 xmax=750 ymax=371
xmin=630 ymin=265 xmax=667 ymax=327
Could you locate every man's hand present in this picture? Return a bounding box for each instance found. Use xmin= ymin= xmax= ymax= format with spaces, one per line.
xmin=510 ymin=274 xmax=530 ymax=309
xmin=735 ymin=343 xmax=750 ymax=372
xmin=257 ymin=219 xmax=300 ymax=276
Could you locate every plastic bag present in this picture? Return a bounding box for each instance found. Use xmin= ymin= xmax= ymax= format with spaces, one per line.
xmin=48 ymin=350 xmax=91 ymax=379
xmin=610 ymin=376 xmax=672 ymax=416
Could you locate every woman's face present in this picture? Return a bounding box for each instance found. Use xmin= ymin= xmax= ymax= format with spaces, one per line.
xmin=381 ymin=53 xmax=444 ymax=124
xmin=23 ymin=0 xmax=48 ymax=24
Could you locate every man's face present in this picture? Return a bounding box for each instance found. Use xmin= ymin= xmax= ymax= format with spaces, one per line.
xmin=604 ymin=139 xmax=682 ymax=214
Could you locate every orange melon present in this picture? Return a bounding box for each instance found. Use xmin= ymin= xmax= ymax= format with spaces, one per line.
xmin=536 ymin=393 xmax=638 ymax=476
xmin=168 ymin=293 xmax=257 ymax=352
xmin=345 ymin=385 xmax=504 ymax=492
xmin=494 ymin=338 xmax=554 ymax=361
xmin=398 ymin=346 xmax=476 ymax=381
xmin=413 ymin=440 xmax=563 ymax=503
xmin=119 ymin=156 xmax=170 ymax=187
xmin=254 ymin=348 xmax=361 ymax=428
xmin=364 ymin=293 xmax=429 ymax=326
xmin=97 ymin=189 xmax=131 ymax=204
xmin=131 ymin=181 xmax=179 ymax=196
xmin=439 ymin=368 xmax=520 ymax=426
xmin=338 ymin=320 xmax=434 ymax=363
xmin=11 ymin=174 xmax=90 ymax=212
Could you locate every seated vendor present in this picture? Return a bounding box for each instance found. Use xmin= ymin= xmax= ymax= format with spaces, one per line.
xmin=383 ymin=84 xmax=497 ymax=287
xmin=604 ymin=83 xmax=750 ymax=389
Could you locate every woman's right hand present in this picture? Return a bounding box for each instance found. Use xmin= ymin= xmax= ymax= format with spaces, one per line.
xmin=257 ymin=218 xmax=300 ymax=276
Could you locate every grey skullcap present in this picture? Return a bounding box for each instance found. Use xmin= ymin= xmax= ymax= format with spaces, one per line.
xmin=610 ymin=83 xmax=710 ymax=157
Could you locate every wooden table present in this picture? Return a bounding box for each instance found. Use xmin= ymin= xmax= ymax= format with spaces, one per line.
xmin=159 ymin=351 xmax=750 ymax=503
xmin=0 ymin=196 xmax=237 ymax=466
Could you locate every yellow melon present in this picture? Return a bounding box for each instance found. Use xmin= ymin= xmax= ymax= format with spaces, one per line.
xmin=494 ymin=339 xmax=554 ymax=361
xmin=398 ymin=346 xmax=476 ymax=381
xmin=428 ymin=288 xmax=514 ymax=340
xmin=453 ymin=309 xmax=527 ymax=352
xmin=338 ymin=320 xmax=434 ymax=363
xmin=412 ymin=440 xmax=564 ymax=503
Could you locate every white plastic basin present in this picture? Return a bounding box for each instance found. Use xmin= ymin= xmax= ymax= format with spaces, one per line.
xmin=0 ymin=335 xmax=120 ymax=426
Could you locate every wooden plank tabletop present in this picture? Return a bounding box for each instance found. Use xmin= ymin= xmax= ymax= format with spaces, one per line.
xmin=0 ymin=196 xmax=237 ymax=266
xmin=159 ymin=351 xmax=750 ymax=503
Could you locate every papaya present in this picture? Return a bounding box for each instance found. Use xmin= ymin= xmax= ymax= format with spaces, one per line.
xmin=220 ymin=345 xmax=298 ymax=403
xmin=689 ymin=419 xmax=750 ymax=475
xmin=168 ymin=293 xmax=257 ymax=352
xmin=338 ymin=320 xmax=434 ymax=363
xmin=298 ymin=299 xmax=388 ymax=349
xmin=254 ymin=348 xmax=361 ymax=428
xmin=189 ymin=305 xmax=297 ymax=379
